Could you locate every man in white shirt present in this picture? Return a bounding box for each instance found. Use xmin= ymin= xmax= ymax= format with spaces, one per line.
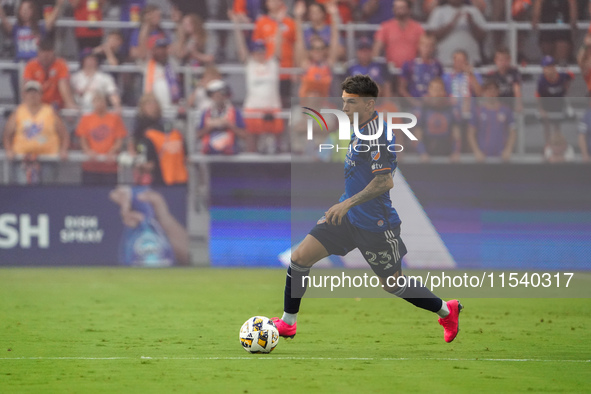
xmin=426 ymin=0 xmax=487 ymax=66
xmin=71 ymin=50 xmax=121 ymax=114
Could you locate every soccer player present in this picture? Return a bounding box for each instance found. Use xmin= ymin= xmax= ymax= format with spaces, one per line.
xmin=272 ymin=75 xmax=463 ymax=343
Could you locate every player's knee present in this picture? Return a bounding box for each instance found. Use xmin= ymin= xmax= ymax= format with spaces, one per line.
xmin=290 ymin=248 xmax=314 ymax=268
xmin=380 ymin=272 xmax=403 ymax=294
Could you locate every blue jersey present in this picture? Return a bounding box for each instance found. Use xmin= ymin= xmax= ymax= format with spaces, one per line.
xmin=401 ymin=58 xmax=443 ymax=98
xmin=13 ymin=23 xmax=46 ymax=61
xmin=341 ymin=112 xmax=401 ymax=232
xmin=347 ymin=60 xmax=388 ymax=86
xmin=470 ymin=103 xmax=514 ymax=156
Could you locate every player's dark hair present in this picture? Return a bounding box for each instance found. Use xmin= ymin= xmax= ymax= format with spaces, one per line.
xmin=38 ymin=38 xmax=55 ymax=52
xmin=309 ymin=2 xmax=327 ymax=15
xmin=396 ymin=0 xmax=412 ymax=9
xmin=341 ymin=75 xmax=379 ymax=98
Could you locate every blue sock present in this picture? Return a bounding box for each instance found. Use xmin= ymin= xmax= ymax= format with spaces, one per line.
xmin=391 ymin=275 xmax=443 ymax=313
xmin=284 ymin=260 xmax=310 ymax=314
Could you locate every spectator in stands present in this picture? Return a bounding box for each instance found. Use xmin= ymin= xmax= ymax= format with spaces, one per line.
xmin=187 ymin=64 xmax=222 ymax=114
xmin=414 ymin=77 xmax=462 ymax=162
xmin=294 ymin=0 xmax=340 ymax=98
xmin=170 ymin=13 xmax=214 ymax=66
xmin=373 ymin=0 xmax=425 ymax=69
xmin=3 ymin=80 xmax=69 ymax=184
xmin=468 ymin=81 xmax=517 ymax=162
xmin=23 ymin=38 xmax=77 ymax=110
xmin=426 ymin=0 xmax=487 ymax=66
xmin=69 ymin=0 xmax=106 ymax=52
xmin=359 ymin=0 xmax=394 ymax=25
xmin=443 ymin=50 xmax=482 ymax=118
xmin=301 ymin=2 xmax=345 ymax=60
xmin=537 ymin=55 xmax=573 ymax=145
xmin=532 ymin=0 xmax=578 ymax=65
xmin=347 ymin=37 xmax=391 ymax=97
xmin=577 ymin=32 xmax=591 ymax=95
xmin=421 ymin=0 xmax=488 ymax=20
xmin=0 ymin=0 xmax=64 ymax=102
xmin=230 ymin=10 xmax=283 ymax=153
xmin=131 ymin=92 xmax=164 ymax=152
xmin=233 ymin=0 xmax=264 ymax=22
xmin=71 ymin=49 xmax=121 ymax=114
xmin=544 ymin=131 xmax=575 ymax=163
xmin=399 ymin=32 xmax=443 ymax=107
xmin=169 ymin=0 xmax=209 ymax=20
xmin=487 ymin=47 xmax=522 ymax=99
xmin=143 ymin=34 xmax=181 ymax=114
xmin=134 ymin=123 xmax=189 ymax=186
xmin=252 ymin=0 xmax=296 ymax=108
xmin=129 ymin=4 xmax=167 ymax=62
xmin=578 ymin=98 xmax=591 ymax=162
xmin=92 ymin=30 xmax=125 ymax=66
xmin=197 ymin=80 xmax=247 ymax=155
xmin=75 ymin=91 xmax=127 ymax=184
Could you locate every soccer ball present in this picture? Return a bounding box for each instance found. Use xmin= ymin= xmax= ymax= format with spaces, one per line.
xmin=239 ymin=316 xmax=279 ymax=353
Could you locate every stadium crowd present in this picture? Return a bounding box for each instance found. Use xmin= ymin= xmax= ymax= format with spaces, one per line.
xmin=1 ymin=0 xmax=591 ymax=184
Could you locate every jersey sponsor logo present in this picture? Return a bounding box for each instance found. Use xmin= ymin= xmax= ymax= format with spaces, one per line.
xmin=371 ymin=150 xmax=381 ymax=161
xmin=371 ymin=163 xmax=383 ymax=171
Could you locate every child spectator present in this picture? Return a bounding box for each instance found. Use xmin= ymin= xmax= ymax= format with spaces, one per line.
xmin=486 ymin=47 xmax=522 ymax=100
xmin=544 ymin=131 xmax=575 ymax=163
xmin=536 ymin=55 xmax=573 ymax=145
xmin=131 ymin=92 xmax=164 ymax=151
xmin=230 ymin=10 xmax=283 ymax=153
xmin=294 ymin=0 xmax=340 ymax=98
xmin=92 ymin=30 xmax=125 ymax=66
xmin=443 ymin=50 xmax=482 ymax=118
xmin=76 ymin=92 xmax=127 ymax=184
xmin=414 ymin=78 xmax=462 ymax=162
xmin=143 ymin=34 xmax=181 ymax=114
xmin=426 ymin=0 xmax=487 ymax=66
xmin=23 ymin=38 xmax=77 ymax=110
xmin=170 ymin=13 xmax=214 ymax=66
xmin=373 ymin=0 xmax=425 ymax=69
xmin=347 ymin=37 xmax=391 ymax=97
xmin=0 ymin=0 xmax=63 ymax=101
xmin=3 ymin=80 xmax=69 ymax=184
xmin=252 ymin=0 xmax=296 ymax=108
xmin=197 ymin=80 xmax=247 ymax=155
xmin=399 ymin=33 xmax=443 ymax=107
xmin=468 ymin=81 xmax=517 ymax=162
xmin=69 ymin=0 xmax=106 ymax=52
xmin=532 ymin=0 xmax=578 ymax=65
xmin=71 ymin=50 xmax=121 ymax=114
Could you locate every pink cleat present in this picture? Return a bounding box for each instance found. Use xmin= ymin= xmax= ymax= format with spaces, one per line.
xmin=271 ymin=317 xmax=297 ymax=339
xmin=438 ymin=300 xmax=463 ymax=343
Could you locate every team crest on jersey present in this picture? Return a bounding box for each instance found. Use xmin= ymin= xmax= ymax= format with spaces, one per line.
xmin=377 ymin=220 xmax=384 ymax=227
xmin=317 ymin=216 xmax=327 ymax=225
xmin=24 ymin=121 xmax=43 ymax=139
xmin=371 ymin=150 xmax=381 ymax=161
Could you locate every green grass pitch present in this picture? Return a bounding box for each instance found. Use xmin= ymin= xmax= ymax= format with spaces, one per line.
xmin=0 ymin=268 xmax=589 ymax=393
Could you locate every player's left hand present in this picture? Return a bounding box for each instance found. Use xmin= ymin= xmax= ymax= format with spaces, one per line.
xmin=325 ymin=200 xmax=351 ymax=226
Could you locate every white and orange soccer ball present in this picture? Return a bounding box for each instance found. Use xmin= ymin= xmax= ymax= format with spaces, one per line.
xmin=239 ymin=316 xmax=279 ymax=353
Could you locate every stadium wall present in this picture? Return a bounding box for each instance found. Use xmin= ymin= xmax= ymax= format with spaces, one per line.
xmin=0 ymin=164 xmax=589 ymax=270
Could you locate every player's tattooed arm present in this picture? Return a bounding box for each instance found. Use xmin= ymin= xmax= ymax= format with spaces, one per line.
xmin=325 ymin=173 xmax=393 ymax=225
